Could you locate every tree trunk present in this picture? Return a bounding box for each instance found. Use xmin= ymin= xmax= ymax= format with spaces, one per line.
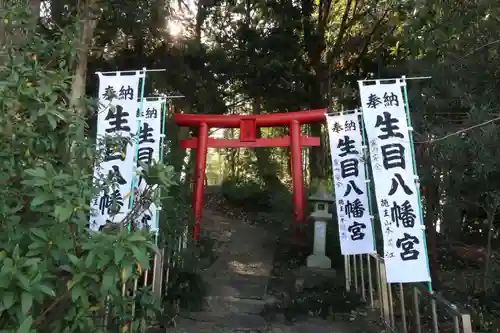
xmin=50 ymin=0 xmax=66 ymax=25
xmin=420 ymin=143 xmax=441 ymax=284
xmin=31 ymin=0 xmax=41 ymax=18
xmin=440 ymin=197 xmax=462 ymax=242
xmin=308 ymin=79 xmax=327 ymax=183
xmin=309 ymin=122 xmax=326 ymax=179
xmin=69 ymin=0 xmax=97 ymax=123
xmin=0 ymin=0 xmax=5 ymax=47
xmin=424 ymin=174 xmax=440 ymax=284
xmin=228 ymin=129 xmax=237 ymax=179
xmin=152 ymin=0 xmax=169 ymax=39
xmin=184 ymin=146 xmax=197 ymax=187
xmin=165 ymin=106 xmax=189 ymax=181
xmin=253 ymin=98 xmax=288 ymax=192
xmin=483 ymin=203 xmax=497 ymax=290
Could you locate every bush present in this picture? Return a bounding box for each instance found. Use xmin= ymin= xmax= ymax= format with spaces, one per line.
xmin=155 ymin=179 xmax=208 ymax=324
xmin=0 ymin=4 xmax=177 ymax=333
xmin=220 ymin=178 xmax=271 ymax=210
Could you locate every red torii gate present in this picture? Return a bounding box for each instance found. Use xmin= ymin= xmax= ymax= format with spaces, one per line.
xmin=174 ymin=108 xmax=327 ymax=240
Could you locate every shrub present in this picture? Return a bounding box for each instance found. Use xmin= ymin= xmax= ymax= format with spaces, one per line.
xmin=0 ymin=4 xmax=177 ymax=333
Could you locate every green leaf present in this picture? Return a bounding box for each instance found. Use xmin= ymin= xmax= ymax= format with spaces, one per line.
xmin=22 ymin=178 xmax=48 ymax=186
xmin=21 ymin=292 xmax=33 ymax=314
xmin=31 ymin=272 xmax=42 ymax=285
xmin=55 ymin=204 xmax=73 ymax=222
xmin=73 ymin=273 xmax=84 ymax=285
xmin=22 ymin=258 xmax=41 ymax=268
xmin=59 ymin=265 xmax=72 ymax=273
xmin=146 ymin=242 xmax=161 ymax=256
xmin=130 ymin=245 xmax=148 ymax=265
xmin=30 ymin=193 xmax=52 ymax=207
xmin=38 ymin=284 xmax=55 ymax=297
xmin=102 ymin=270 xmax=114 ymax=291
xmin=68 ymin=253 xmax=80 ymax=267
xmin=25 ymin=167 xmax=47 ymax=178
xmin=0 ymin=277 xmax=9 ymax=288
xmin=71 ymin=285 xmax=84 ymax=302
xmin=15 ymin=316 xmax=33 ymax=333
xmin=114 ymin=247 xmax=125 ymax=264
xmin=3 ymin=291 xmax=15 ymax=310
xmin=122 ymin=265 xmax=133 ymax=282
xmin=17 ymin=273 xmax=31 ymax=291
xmin=84 ymin=250 xmax=95 ymax=268
xmin=97 ymin=254 xmax=111 ymax=269
xmin=2 ymin=258 xmax=13 ymax=273
xmin=66 ymin=280 xmax=74 ymax=290
xmin=30 ymin=228 xmax=48 ymax=241
xmin=47 ymin=114 xmax=58 ymax=130
xmin=13 ymin=244 xmax=20 ymax=261
xmin=127 ymin=233 xmax=147 ymax=242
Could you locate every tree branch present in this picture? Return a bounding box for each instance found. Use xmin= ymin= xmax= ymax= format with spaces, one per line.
xmin=317 ymin=0 xmax=333 ymax=39
xmin=33 ymin=290 xmax=71 ymax=328
xmin=327 ymin=0 xmax=353 ymax=65
xmin=301 ymin=0 xmax=316 ymax=62
xmin=350 ymin=8 xmax=390 ymax=70
xmin=459 ymin=198 xmax=487 ymax=212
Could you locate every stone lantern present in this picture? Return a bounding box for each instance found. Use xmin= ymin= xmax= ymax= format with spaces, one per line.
xmin=306 ymin=192 xmax=334 ymax=269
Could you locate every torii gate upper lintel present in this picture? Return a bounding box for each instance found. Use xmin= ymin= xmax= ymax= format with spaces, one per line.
xmin=174 ymin=108 xmax=327 ymax=240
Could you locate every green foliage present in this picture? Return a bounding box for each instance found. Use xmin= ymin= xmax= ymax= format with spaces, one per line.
xmin=219 ymin=177 xmax=293 ymax=231
xmin=221 ymin=178 xmax=266 ymax=207
xmin=396 ymin=2 xmax=500 ymax=330
xmin=165 ymin=269 xmax=207 ymax=313
xmin=309 ymin=178 xmax=335 ymax=200
xmin=158 ymin=182 xmax=193 ymax=254
xmin=155 ymin=179 xmax=208 ymax=322
xmin=0 ymin=3 xmax=180 ymax=333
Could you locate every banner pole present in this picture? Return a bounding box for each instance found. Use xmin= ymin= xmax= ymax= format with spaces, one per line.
xmin=400 ymin=76 xmax=433 ymax=293
xmin=358 ymin=110 xmax=378 ymax=254
xmin=129 ymin=68 xmax=148 ymax=230
xmin=360 ymin=76 xmax=431 ymax=83
xmin=154 ymin=100 xmax=168 ymax=244
xmin=96 ymin=68 xmax=166 ymax=75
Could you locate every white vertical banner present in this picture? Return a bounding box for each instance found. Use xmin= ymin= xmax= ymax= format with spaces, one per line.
xmin=326 ymin=112 xmax=375 ymax=255
xmin=89 ymin=71 xmax=144 ymax=231
xmin=359 ymin=80 xmax=430 ymax=283
xmin=134 ymin=98 xmax=165 ymax=231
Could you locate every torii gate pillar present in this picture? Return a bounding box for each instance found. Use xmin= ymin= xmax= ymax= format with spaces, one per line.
xmin=175 ymin=109 xmax=327 ymax=240
xmin=289 ymin=119 xmax=305 ymax=222
xmin=193 ymin=122 xmax=209 ymax=238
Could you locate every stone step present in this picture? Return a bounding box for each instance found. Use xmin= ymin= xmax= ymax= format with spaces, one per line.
xmin=204 ymin=296 xmax=269 ymax=314
xmin=181 ymin=311 xmax=268 ymax=329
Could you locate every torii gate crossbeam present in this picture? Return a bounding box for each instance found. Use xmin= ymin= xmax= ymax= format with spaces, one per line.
xmin=174 ymin=108 xmax=327 ymax=240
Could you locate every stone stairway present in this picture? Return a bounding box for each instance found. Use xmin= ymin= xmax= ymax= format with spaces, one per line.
xmin=166 ymin=209 xmax=375 ymax=333
xmin=173 ymin=211 xmax=274 ymax=331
